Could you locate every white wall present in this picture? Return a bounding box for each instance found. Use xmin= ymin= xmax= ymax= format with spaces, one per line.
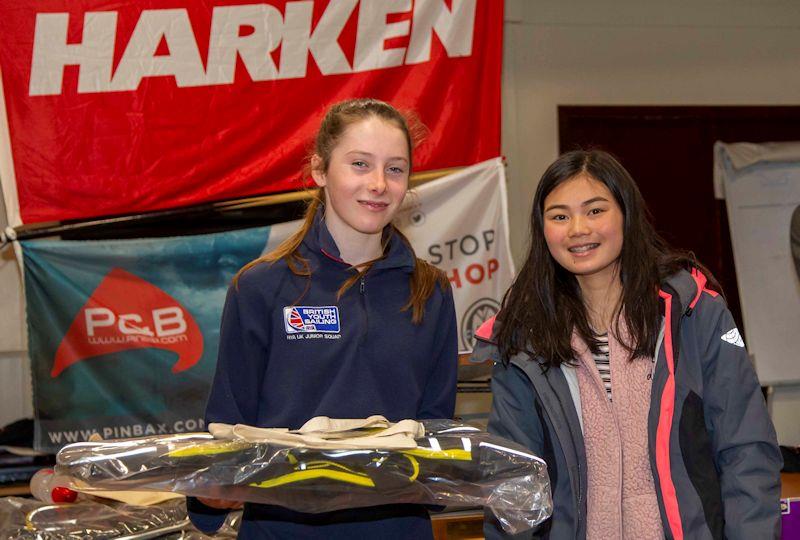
xmin=502 ymin=0 xmax=800 ymax=262
xmin=1 ymin=0 xmax=798 ymax=444
xmin=501 ymin=0 xmax=800 ymax=445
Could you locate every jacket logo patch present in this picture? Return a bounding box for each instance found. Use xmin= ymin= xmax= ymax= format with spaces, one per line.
xmin=720 ymin=328 xmax=745 ymax=348
xmin=284 ymin=306 xmax=340 ymax=334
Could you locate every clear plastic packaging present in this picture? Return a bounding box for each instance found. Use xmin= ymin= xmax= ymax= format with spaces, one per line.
xmin=56 ymin=420 xmax=552 ymax=535
xmin=0 ymin=496 xmax=240 ymax=539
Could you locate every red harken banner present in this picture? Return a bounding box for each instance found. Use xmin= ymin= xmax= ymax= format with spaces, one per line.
xmin=0 ymin=0 xmax=502 ymax=226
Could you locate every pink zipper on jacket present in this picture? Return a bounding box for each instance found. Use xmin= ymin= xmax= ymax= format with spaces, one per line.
xmin=655 ymin=270 xmax=719 ymax=540
xmin=655 ymin=289 xmax=683 ymax=540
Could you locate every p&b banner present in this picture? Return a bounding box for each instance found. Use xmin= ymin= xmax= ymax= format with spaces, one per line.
xmin=22 ymin=157 xmax=512 ymax=451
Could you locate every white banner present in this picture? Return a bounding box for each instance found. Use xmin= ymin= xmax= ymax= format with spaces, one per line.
xmin=715 ymin=142 xmax=800 ymax=385
xmin=267 ymin=157 xmax=514 ymax=354
xmin=400 ymin=157 xmax=514 ymax=353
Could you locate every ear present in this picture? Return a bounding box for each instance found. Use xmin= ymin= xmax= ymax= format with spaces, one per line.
xmin=310 ymin=155 xmax=326 ymax=187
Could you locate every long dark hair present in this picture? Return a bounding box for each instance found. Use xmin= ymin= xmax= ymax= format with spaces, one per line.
xmin=235 ymin=98 xmax=446 ymax=324
xmin=496 ymin=149 xmax=719 ymax=366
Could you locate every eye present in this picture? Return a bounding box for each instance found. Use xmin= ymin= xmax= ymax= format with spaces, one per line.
xmin=387 ymin=166 xmax=406 ymax=175
xmin=351 ymin=160 xmax=368 ymax=168
xmin=549 ymin=214 xmax=568 ymax=222
xmin=588 ymin=207 xmax=605 ymax=216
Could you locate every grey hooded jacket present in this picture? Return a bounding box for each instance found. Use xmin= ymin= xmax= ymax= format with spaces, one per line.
xmin=474 ymin=269 xmax=782 ymax=540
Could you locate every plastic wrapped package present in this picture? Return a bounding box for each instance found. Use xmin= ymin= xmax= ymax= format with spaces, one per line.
xmin=56 ymin=420 xmax=552 ymax=535
xmin=0 ymin=496 xmax=240 ymax=539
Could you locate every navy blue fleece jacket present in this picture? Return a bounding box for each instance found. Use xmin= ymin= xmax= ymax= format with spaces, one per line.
xmin=190 ymin=216 xmax=458 ymax=539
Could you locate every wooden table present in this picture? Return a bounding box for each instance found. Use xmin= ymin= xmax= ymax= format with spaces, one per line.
xmin=0 ymin=483 xmax=30 ymax=497
xmin=431 ymin=509 xmax=484 ymax=540
xmin=783 ymin=472 xmax=800 ymax=499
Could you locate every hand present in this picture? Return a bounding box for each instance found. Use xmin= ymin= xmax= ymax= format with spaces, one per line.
xmin=197 ymin=496 xmax=244 ymax=510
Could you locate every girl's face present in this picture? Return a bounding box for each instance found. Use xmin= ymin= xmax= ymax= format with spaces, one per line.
xmin=312 ymin=116 xmax=409 ymax=241
xmin=542 ymin=174 xmax=624 ymax=282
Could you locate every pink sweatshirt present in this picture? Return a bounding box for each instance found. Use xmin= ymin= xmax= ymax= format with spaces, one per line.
xmin=573 ymin=329 xmax=664 ymax=539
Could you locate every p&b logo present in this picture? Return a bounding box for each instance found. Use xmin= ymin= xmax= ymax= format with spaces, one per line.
xmin=52 ymin=268 xmax=202 ymax=377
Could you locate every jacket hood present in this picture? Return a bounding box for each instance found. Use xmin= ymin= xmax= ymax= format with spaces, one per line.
xmin=660 ymin=267 xmax=711 ymax=315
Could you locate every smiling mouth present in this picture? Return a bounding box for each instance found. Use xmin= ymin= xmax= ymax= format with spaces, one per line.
xmin=568 ymin=243 xmax=599 ymax=254
xmin=358 ymin=200 xmax=389 ymax=210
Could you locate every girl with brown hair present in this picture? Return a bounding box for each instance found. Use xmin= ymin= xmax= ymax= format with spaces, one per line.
xmin=189 ymin=98 xmax=458 ymax=539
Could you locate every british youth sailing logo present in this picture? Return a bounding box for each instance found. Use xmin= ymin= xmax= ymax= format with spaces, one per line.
xmin=284 ymin=306 xmax=340 ymax=334
xmin=52 ymin=268 xmax=203 ymax=377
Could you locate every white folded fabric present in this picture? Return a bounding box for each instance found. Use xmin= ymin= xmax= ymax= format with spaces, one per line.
xmin=69 ymin=479 xmax=184 ymax=505
xmin=208 ymin=415 xmax=424 ymax=449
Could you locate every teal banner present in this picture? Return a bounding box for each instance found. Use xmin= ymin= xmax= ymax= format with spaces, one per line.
xmin=22 ymin=227 xmax=272 ymax=451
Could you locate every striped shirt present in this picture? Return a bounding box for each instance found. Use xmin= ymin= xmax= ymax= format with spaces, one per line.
xmin=592 ymin=333 xmax=612 ymax=401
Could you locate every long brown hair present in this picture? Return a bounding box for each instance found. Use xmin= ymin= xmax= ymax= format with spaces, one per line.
xmin=497 ymin=150 xmax=720 ymax=366
xmin=235 ymin=98 xmax=447 ymax=324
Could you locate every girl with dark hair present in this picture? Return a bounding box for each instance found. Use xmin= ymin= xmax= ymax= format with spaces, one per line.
xmin=189 ymin=98 xmax=458 ymax=539
xmin=474 ymin=150 xmax=781 ymax=539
